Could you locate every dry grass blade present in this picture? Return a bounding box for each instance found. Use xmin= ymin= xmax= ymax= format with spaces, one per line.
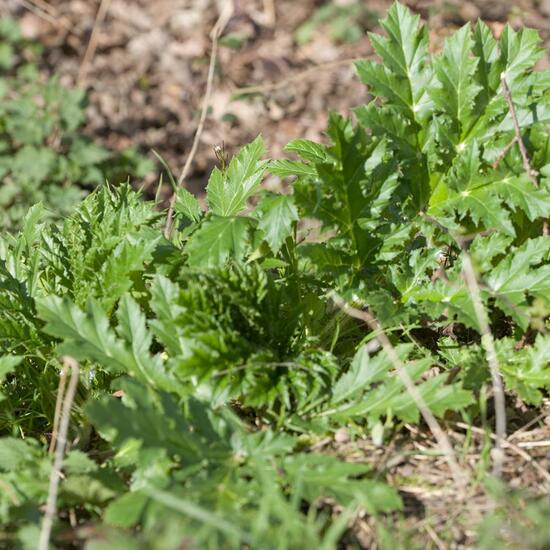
xmin=28 ymin=0 xmax=58 ymax=17
xmin=330 ymin=292 xmax=468 ymax=490
xmin=77 ymin=0 xmax=112 ymax=87
xmin=164 ymin=2 xmax=235 ymax=239
xmin=15 ymin=0 xmax=72 ymax=31
xmin=460 ymin=251 xmax=506 ymax=477
xmin=452 ymin=422 xmax=550 ymax=486
xmin=509 ymin=412 xmax=547 ymax=440
xmin=517 ymin=440 xmax=550 ymax=448
xmin=48 ymin=363 xmax=68 ymax=455
xmin=424 ymin=523 xmax=447 ymax=550
xmin=38 ymin=357 xmax=80 ymax=550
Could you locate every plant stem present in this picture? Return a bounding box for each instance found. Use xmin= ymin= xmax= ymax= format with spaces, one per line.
xmin=164 ymin=3 xmax=234 ymax=239
xmin=38 ymin=357 xmax=80 ymax=550
xmin=48 ymin=363 xmax=68 ymax=455
xmin=460 ymin=251 xmax=506 ymax=477
xmin=330 ymin=292 xmax=468 ymax=490
xmin=77 ymin=0 xmax=112 ymax=87
xmin=501 ymin=76 xmax=548 ymax=236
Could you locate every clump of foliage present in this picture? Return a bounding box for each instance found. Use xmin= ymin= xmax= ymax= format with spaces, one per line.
xmin=295 ymin=1 xmax=378 ymax=45
xmin=1 ymin=4 xmax=550 ymax=548
xmin=477 ymin=480 xmax=550 ymax=549
xmin=0 ymin=18 xmax=153 ymax=231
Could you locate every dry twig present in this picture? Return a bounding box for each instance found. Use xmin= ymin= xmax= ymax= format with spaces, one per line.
xmin=453 ymin=422 xmax=550 ymax=485
xmin=164 ymin=3 xmax=234 ymax=239
xmin=38 ymin=357 xmax=80 ymax=550
xmin=48 ymin=363 xmax=69 ymax=454
xmin=460 ymin=251 xmax=506 ymax=477
xmin=422 ymin=212 xmax=515 ymax=477
xmin=28 ymin=0 xmax=58 ymax=16
xmin=501 ymin=77 xmax=538 ymax=184
xmin=501 ymin=76 xmax=548 ymax=235
xmin=508 ymin=412 xmax=547 ymax=440
xmin=330 ymin=292 xmax=468 ymax=490
xmin=15 ymin=0 xmax=73 ymax=32
xmin=491 ymin=136 xmax=517 ymax=170
xmin=77 ymin=0 xmax=112 ymax=87
xmin=424 ymin=523 xmax=447 ymax=550
xmin=517 ymin=440 xmax=550 ymax=448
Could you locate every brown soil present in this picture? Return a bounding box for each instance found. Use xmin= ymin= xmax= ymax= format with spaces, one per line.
xmin=6 ymin=0 xmax=550 ymax=195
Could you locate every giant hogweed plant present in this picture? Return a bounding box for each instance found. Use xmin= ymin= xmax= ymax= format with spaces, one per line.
xmin=272 ymin=3 xmax=550 ymax=399
xmin=0 ymin=3 xmax=549 ymax=548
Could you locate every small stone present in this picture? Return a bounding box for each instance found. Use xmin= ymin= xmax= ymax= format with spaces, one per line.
xmin=19 ymin=12 xmax=46 ymax=40
xmin=334 ymin=428 xmax=350 ymax=444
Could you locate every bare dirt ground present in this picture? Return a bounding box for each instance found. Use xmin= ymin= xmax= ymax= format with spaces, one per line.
xmin=4 ymin=0 xmax=550 ymax=195
xmin=3 ymin=1 xmax=550 ymax=546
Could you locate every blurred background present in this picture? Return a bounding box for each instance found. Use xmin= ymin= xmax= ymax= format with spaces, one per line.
xmin=1 ymin=0 xmax=549 ymax=194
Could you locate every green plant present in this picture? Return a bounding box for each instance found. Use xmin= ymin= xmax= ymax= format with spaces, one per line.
xmin=295 ymin=1 xmax=378 ymax=45
xmin=0 ymin=18 xmax=154 ymax=231
xmin=281 ymin=3 xmax=550 ymax=389
xmin=1 ymin=3 xmax=550 ymax=548
xmin=478 ymin=480 xmax=550 ymax=549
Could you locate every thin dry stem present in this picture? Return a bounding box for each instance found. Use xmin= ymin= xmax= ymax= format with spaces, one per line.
xmin=38 ymin=357 xmax=80 ymax=550
xmin=460 ymin=251 xmax=506 ymax=477
xmin=28 ymin=0 xmax=58 ymax=16
xmin=508 ymin=412 xmax=546 ymax=440
xmin=77 ymin=0 xmax=112 ymax=87
xmin=48 ymin=363 xmax=68 ymax=455
xmin=330 ymin=292 xmax=468 ymax=490
xmin=422 ymin=212 xmax=540 ymax=343
xmin=424 ymin=523 xmax=447 ymax=550
xmin=453 ymin=422 xmax=550 ymax=485
xmin=501 ymin=76 xmax=538 ymax=184
xmin=491 ymin=137 xmax=517 ymax=170
xmin=164 ymin=3 xmax=234 ymax=239
xmin=517 ymin=440 xmax=550 ymax=449
xmin=15 ymin=0 xmax=72 ymax=31
xmin=501 ymin=75 xmax=548 ymax=236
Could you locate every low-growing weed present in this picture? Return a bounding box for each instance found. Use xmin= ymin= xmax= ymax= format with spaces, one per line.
xmin=0 ymin=18 xmax=153 ymax=231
